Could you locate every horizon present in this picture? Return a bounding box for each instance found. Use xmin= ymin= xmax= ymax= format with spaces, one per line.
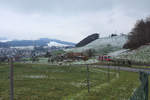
xmin=0 ymin=33 xmax=127 ymax=44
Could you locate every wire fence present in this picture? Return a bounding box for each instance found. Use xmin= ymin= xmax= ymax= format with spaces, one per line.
xmin=130 ymin=72 xmax=149 ymax=100
xmin=0 ymin=59 xmax=149 ymax=100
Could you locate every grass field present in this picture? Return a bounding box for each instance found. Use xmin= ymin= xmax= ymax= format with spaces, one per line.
xmin=0 ymin=63 xmax=149 ymax=100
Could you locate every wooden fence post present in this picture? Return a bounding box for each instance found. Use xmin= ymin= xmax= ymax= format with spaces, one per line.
xmin=118 ymin=66 xmax=120 ymax=77
xmin=9 ymin=57 xmax=14 ymax=100
xmin=107 ymin=64 xmax=110 ymax=82
xmin=86 ymin=64 xmax=90 ymax=93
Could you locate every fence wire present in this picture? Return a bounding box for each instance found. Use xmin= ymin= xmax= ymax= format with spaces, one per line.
xmin=130 ymin=72 xmax=149 ymax=100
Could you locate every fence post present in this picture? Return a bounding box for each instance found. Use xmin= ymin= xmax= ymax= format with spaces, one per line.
xmin=9 ymin=57 xmax=14 ymax=100
xmin=86 ymin=64 xmax=90 ymax=93
xmin=107 ymin=65 xmax=110 ymax=82
xmin=118 ymin=66 xmax=120 ymax=77
xmin=145 ymin=73 xmax=148 ymax=100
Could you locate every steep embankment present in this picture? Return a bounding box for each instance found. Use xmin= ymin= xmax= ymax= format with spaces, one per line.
xmin=67 ymin=35 xmax=127 ymax=55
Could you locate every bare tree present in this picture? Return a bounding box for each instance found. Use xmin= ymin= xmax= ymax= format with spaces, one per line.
xmin=124 ymin=16 xmax=150 ymax=49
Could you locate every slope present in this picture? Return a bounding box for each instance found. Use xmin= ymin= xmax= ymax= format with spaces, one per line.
xmin=67 ymin=35 xmax=127 ymax=55
xmin=118 ymin=45 xmax=150 ymax=63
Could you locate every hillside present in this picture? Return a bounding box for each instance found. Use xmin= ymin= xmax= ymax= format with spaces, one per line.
xmin=67 ymin=35 xmax=127 ymax=55
xmin=118 ymin=45 xmax=150 ymax=63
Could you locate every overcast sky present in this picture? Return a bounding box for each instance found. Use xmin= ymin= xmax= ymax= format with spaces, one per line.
xmin=0 ymin=0 xmax=150 ymax=43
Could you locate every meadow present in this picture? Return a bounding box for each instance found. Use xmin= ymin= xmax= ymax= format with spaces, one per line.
xmin=0 ymin=63 xmax=149 ymax=100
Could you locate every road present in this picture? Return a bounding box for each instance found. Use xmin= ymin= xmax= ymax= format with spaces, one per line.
xmin=92 ymin=65 xmax=150 ymax=74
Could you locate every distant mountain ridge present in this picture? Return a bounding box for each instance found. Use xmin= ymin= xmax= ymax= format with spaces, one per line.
xmin=0 ymin=38 xmax=75 ymax=47
xmin=48 ymin=41 xmax=70 ymax=47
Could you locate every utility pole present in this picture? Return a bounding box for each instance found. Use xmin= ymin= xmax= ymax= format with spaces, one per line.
xmin=9 ymin=57 xmax=14 ymax=100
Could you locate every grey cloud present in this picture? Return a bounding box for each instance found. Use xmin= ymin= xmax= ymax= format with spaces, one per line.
xmin=0 ymin=0 xmax=150 ymax=42
xmin=0 ymin=0 xmax=113 ymax=15
xmin=114 ymin=0 xmax=150 ymax=15
xmin=0 ymin=0 xmax=149 ymax=15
